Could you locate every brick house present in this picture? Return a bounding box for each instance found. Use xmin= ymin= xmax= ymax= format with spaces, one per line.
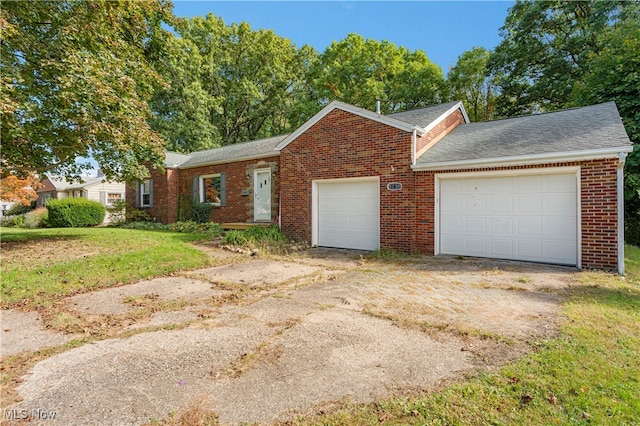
xmin=128 ymin=100 xmax=633 ymax=272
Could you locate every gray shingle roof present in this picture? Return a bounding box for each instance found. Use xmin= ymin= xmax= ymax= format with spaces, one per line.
xmin=416 ymin=102 xmax=632 ymax=166
xmin=180 ymin=134 xmax=287 ymax=168
xmin=388 ymin=101 xmax=462 ymax=128
xmin=164 ymin=152 xmax=191 ymax=168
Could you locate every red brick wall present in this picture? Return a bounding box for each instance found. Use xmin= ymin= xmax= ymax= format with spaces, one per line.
xmin=125 ymin=167 xmax=176 ymax=224
xmin=415 ymin=159 xmax=620 ymax=270
xmin=580 ymin=159 xmax=619 ymax=270
xmin=280 ymin=108 xmax=417 ymax=251
xmin=178 ymin=157 xmax=280 ymax=224
xmin=415 ymin=109 xmax=465 ymax=155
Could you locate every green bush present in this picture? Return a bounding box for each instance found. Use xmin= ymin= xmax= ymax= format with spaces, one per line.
xmin=107 ymin=199 xmax=127 ymax=224
xmin=125 ymin=207 xmax=152 ymax=222
xmin=222 ymin=225 xmax=288 ymax=251
xmin=47 ymin=198 xmax=106 ymax=227
xmin=5 ymin=203 xmax=33 ymax=216
xmin=113 ymin=220 xmax=222 ymax=235
xmin=0 ymin=214 xmax=25 ymax=227
xmin=626 ymin=219 xmax=640 ymax=246
xmin=24 ymin=207 xmax=48 ymax=228
xmin=192 ymin=202 xmax=213 ymax=223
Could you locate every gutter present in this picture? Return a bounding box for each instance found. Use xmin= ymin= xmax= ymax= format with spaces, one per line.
xmin=411 ymin=146 xmax=634 ymax=171
xmin=618 ymin=152 xmax=627 ymax=275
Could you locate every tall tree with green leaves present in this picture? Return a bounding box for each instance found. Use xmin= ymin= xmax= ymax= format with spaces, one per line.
xmin=488 ymin=0 xmax=637 ymax=117
xmin=310 ymin=33 xmax=447 ymax=113
xmin=150 ymin=14 xmax=315 ymax=149
xmin=448 ymin=47 xmax=495 ymax=122
xmin=1 ymin=0 xmax=172 ymax=182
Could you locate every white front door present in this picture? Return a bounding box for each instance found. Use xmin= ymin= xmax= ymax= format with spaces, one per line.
xmin=254 ymin=169 xmax=271 ymax=222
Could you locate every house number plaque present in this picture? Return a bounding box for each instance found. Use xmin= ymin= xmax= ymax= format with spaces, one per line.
xmin=387 ymin=182 xmax=402 ymax=191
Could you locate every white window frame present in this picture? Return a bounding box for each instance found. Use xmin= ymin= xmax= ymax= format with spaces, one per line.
xmin=140 ymin=179 xmax=152 ymax=207
xmin=106 ymin=193 xmax=123 ymax=207
xmin=200 ymin=174 xmax=222 ymax=206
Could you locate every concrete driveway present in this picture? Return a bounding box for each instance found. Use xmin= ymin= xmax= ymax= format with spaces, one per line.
xmin=2 ymin=249 xmax=574 ymax=425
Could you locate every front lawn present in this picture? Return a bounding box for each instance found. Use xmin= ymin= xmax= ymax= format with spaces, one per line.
xmin=291 ymin=245 xmax=640 ymax=425
xmin=0 ymin=227 xmax=212 ymax=307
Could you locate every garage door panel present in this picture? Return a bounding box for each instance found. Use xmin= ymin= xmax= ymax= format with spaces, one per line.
xmin=517 ymin=218 xmax=543 ymax=236
xmin=490 ymin=195 xmax=513 ymax=213
xmin=490 ymin=217 xmax=513 ymax=235
xmin=441 ymin=216 xmax=462 ymax=233
xmin=518 ymin=175 xmax=543 ymax=192
xmin=489 ymin=177 xmax=513 ymax=193
xmin=317 ymin=180 xmax=379 ymax=251
xmin=464 ymin=217 xmax=487 ymax=234
xmin=465 ymin=196 xmax=487 ymax=213
xmin=440 ymin=172 xmax=577 ymax=266
xmin=490 ymin=239 xmax=514 ymax=257
xmin=517 ymin=195 xmax=543 ymax=214
xmin=517 ymin=240 xmax=543 ymax=259
xmin=547 ymin=218 xmax=577 ymax=239
xmin=547 ymin=194 xmax=576 ymax=215
xmin=544 ymin=174 xmax=575 ymax=192
xmin=441 ymin=237 xmax=463 ymax=253
xmin=464 ymin=238 xmax=487 ymax=255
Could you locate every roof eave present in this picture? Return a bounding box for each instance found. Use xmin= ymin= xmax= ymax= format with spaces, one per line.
xmin=275 ymin=100 xmax=418 ymax=151
xmin=179 ymin=151 xmax=280 ymax=170
xmin=411 ymin=146 xmax=634 ymax=171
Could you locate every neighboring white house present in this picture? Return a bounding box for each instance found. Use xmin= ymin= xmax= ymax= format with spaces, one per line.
xmin=0 ymin=200 xmax=16 ymax=217
xmin=36 ymin=171 xmax=126 ymax=222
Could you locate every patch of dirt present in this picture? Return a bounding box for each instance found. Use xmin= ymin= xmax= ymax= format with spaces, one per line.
xmin=67 ymin=277 xmax=230 ymax=316
xmin=2 ymin=252 xmax=578 ymax=425
xmin=0 ymin=238 xmax=101 ymax=268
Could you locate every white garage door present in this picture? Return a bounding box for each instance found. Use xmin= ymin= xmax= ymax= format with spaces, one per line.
xmin=317 ymin=179 xmax=379 ymax=250
xmin=439 ymin=172 xmax=577 ymax=265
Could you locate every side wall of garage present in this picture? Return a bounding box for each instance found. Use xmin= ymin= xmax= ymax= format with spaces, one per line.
xmin=415 ymin=158 xmax=620 ymax=270
xmin=280 ymin=109 xmax=417 ymax=252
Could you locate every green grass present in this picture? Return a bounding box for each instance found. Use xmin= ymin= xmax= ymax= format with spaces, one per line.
xmin=1 ymin=227 xmax=212 ymax=307
xmin=291 ymin=245 xmax=640 ymax=425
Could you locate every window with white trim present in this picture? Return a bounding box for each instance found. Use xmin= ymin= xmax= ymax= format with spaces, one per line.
xmin=107 ymin=193 xmax=123 ymax=206
xmin=141 ymin=179 xmax=152 ymax=207
xmin=200 ymin=174 xmax=222 ymax=205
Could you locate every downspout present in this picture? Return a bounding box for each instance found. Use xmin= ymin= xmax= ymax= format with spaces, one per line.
xmin=617 ymin=152 xmax=627 ymax=275
xmin=411 ymin=129 xmax=417 ymax=166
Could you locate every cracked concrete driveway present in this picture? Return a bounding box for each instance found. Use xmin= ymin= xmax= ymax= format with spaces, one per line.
xmin=1 ymin=249 xmax=576 ymax=425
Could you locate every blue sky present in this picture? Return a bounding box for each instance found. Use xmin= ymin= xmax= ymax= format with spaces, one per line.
xmin=171 ymin=1 xmax=515 ymax=73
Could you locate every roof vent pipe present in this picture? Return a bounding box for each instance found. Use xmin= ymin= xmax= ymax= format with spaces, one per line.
xmin=376 ymin=99 xmax=381 ymax=114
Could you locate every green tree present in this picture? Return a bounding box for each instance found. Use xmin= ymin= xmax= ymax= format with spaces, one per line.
xmin=488 ymin=0 xmax=636 ymax=117
xmin=147 ymin=31 xmax=217 ymax=153
xmin=151 ymin=14 xmax=314 ymax=148
xmin=1 ymin=1 xmax=172 ymax=181
xmin=573 ymin=19 xmax=640 ymax=237
xmin=311 ymin=33 xmax=446 ymax=113
xmin=448 ymin=47 xmax=495 ymax=122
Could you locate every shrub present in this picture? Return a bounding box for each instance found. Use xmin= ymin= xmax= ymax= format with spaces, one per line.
xmin=5 ymin=203 xmax=33 ymax=216
xmin=47 ymin=198 xmax=106 ymax=227
xmin=167 ymin=221 xmax=222 ymax=235
xmin=192 ymin=203 xmax=213 ymax=224
xmin=107 ymin=199 xmax=128 ymax=224
xmin=626 ymin=219 xmax=640 ymax=246
xmin=222 ymin=225 xmax=288 ymax=252
xmin=126 ymin=207 xmax=152 ymax=222
xmin=24 ymin=207 xmax=49 ymax=228
xmin=1 ymin=214 xmax=25 ymax=227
